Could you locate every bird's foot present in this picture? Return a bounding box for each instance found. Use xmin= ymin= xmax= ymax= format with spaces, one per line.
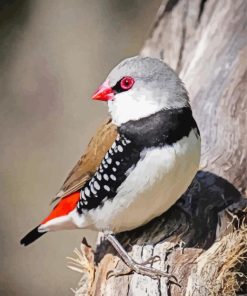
xmin=107 ymin=255 xmax=161 ymax=278
xmin=141 ymin=255 xmax=161 ymax=265
xmin=108 ymin=259 xmax=177 ymax=282
xmin=105 ymin=233 xmax=178 ymax=283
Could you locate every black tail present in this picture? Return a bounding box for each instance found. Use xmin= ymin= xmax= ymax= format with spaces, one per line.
xmin=20 ymin=225 xmax=46 ymax=246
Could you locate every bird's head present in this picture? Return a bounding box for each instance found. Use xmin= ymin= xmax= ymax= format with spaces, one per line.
xmin=92 ymin=56 xmax=189 ymax=126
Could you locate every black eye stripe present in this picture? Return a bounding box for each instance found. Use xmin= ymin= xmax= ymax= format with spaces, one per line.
xmin=112 ymin=80 xmax=124 ymax=93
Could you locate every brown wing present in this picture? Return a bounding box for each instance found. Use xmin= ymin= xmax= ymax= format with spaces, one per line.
xmin=51 ymin=118 xmax=117 ymax=203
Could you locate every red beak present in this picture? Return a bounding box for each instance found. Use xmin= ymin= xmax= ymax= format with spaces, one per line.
xmin=92 ymin=80 xmax=114 ymax=101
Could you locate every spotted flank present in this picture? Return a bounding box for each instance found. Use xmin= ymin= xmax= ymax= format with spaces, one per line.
xmin=77 ymin=134 xmax=140 ymax=213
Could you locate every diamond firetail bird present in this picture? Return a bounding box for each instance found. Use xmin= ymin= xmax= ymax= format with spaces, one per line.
xmin=21 ymin=56 xmax=201 ymax=279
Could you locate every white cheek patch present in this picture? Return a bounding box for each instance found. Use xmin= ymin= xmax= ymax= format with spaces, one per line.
xmin=108 ymin=90 xmax=164 ymax=125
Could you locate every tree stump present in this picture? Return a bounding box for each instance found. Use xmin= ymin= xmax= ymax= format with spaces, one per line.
xmin=68 ymin=0 xmax=247 ymax=295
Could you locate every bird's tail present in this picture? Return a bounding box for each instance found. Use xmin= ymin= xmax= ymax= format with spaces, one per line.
xmin=20 ymin=225 xmax=46 ymax=246
xmin=20 ymin=191 xmax=81 ymax=246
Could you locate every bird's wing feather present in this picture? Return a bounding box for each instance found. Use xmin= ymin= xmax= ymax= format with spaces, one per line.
xmin=51 ymin=118 xmax=118 ymax=203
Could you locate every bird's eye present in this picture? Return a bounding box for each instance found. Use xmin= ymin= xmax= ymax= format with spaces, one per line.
xmin=120 ymin=76 xmax=135 ymax=90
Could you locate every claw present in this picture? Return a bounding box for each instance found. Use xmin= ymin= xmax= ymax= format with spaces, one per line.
xmin=107 ymin=267 xmax=133 ymax=279
xmin=140 ymin=255 xmax=161 ymax=265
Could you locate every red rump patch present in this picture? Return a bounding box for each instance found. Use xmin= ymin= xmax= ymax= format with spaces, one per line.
xmin=41 ymin=191 xmax=80 ymax=225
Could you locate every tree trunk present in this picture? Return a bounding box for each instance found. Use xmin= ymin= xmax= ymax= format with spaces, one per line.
xmin=69 ymin=1 xmax=247 ymax=295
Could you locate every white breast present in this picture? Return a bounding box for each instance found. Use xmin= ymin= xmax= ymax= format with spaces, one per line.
xmin=73 ymin=129 xmax=200 ymax=233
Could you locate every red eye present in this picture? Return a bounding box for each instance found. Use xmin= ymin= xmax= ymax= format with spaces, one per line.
xmin=120 ymin=76 xmax=135 ymax=90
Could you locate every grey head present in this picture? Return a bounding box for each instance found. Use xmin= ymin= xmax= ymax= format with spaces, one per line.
xmin=104 ymin=56 xmax=190 ymax=125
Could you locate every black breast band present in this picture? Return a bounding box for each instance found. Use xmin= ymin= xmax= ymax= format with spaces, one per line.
xmin=119 ymin=107 xmax=199 ymax=148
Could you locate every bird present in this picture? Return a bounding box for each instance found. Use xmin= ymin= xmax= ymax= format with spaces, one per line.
xmin=20 ymin=56 xmax=201 ymax=279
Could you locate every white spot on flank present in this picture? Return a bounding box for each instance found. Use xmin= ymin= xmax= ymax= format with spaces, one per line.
xmin=96 ymin=172 xmax=102 ymax=181
xmin=104 ymin=185 xmax=110 ymax=192
xmin=103 ymin=163 xmax=108 ymax=169
xmin=109 ymin=149 xmax=114 ymax=155
xmin=116 ymin=161 xmax=120 ymax=166
xmin=84 ymin=187 xmax=90 ymax=197
xmin=90 ymin=183 xmax=97 ymax=195
xmin=110 ymin=174 xmax=116 ymax=181
xmin=106 ymin=157 xmax=112 ymax=164
xmin=112 ymin=167 xmax=117 ymax=172
xmin=118 ymin=145 xmax=123 ymax=152
xmin=104 ymin=174 xmax=109 ymax=181
xmin=80 ymin=191 xmax=86 ymax=200
xmin=94 ymin=181 xmax=100 ymax=190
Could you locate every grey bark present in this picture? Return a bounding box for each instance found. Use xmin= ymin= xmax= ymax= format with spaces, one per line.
xmin=70 ymin=1 xmax=247 ymax=295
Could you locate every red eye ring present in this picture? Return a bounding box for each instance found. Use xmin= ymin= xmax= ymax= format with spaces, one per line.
xmin=120 ymin=76 xmax=135 ymax=90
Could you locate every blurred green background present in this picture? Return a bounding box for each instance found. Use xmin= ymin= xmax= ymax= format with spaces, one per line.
xmin=0 ymin=0 xmax=161 ymax=295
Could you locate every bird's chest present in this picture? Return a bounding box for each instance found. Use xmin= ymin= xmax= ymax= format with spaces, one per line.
xmin=88 ymin=129 xmax=200 ymax=232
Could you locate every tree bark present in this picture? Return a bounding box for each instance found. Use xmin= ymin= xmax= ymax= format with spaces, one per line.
xmin=69 ymin=1 xmax=247 ymax=295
